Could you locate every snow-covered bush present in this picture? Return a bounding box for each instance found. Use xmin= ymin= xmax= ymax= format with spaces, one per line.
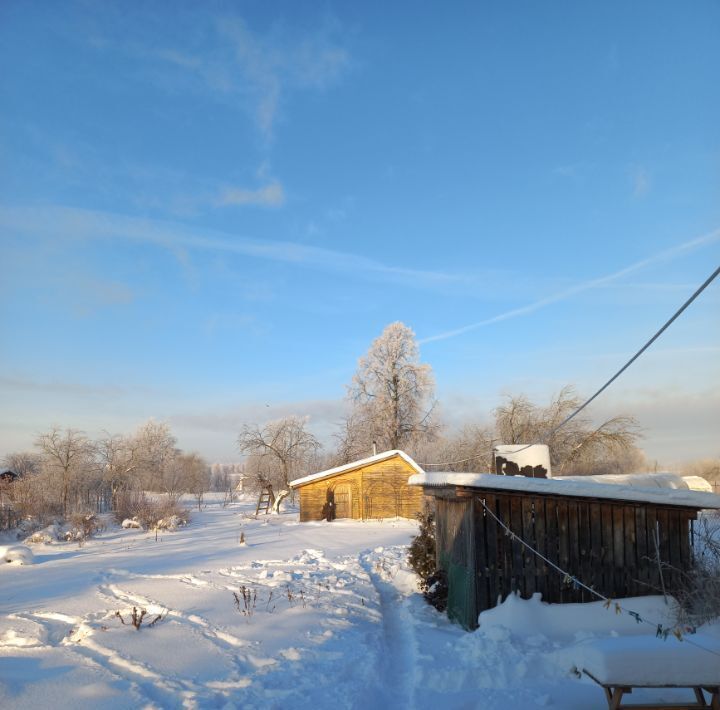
xmin=1 ymin=544 xmax=34 ymax=565
xmin=674 ymin=516 xmax=720 ymax=626
xmin=64 ymin=512 xmax=101 ymax=542
xmin=114 ymin=491 xmax=189 ymax=531
xmin=153 ymin=514 xmax=187 ymax=531
xmin=114 ymin=490 xmax=154 ymax=524
xmin=24 ymin=524 xmax=60 ymax=544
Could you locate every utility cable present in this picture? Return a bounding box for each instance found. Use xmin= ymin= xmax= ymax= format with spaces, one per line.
xmin=420 ymin=264 xmax=720 ymax=469
xmin=543 ymin=263 xmax=720 ymax=441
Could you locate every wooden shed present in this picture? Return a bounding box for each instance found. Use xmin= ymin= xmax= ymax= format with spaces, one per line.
xmin=290 ymin=450 xmax=424 ymax=522
xmin=409 ymin=472 xmax=720 ymax=630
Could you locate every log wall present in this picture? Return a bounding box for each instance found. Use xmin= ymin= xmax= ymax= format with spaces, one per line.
xmin=297 ymin=455 xmax=424 ymax=522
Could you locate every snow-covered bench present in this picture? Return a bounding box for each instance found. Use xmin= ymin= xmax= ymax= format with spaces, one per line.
xmin=576 ymin=635 xmax=720 ymax=709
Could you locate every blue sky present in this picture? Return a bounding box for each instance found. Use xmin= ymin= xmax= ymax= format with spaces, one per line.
xmin=1 ymin=0 xmax=719 ymax=465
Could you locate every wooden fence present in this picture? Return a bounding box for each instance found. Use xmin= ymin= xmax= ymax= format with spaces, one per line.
xmin=434 ymin=488 xmax=699 ymax=630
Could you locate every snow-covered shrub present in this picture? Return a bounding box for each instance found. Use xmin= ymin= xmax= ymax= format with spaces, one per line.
xmin=64 ymin=512 xmax=101 ymax=542
xmin=122 ymin=518 xmax=142 ymax=529
xmin=114 ymin=491 xmax=189 ymax=531
xmin=24 ymin=524 xmax=60 ymax=545
xmin=674 ymin=516 xmax=720 ymax=627
xmin=153 ymin=514 xmax=187 ymax=531
xmin=1 ymin=544 xmax=34 ymax=565
xmin=113 ymin=490 xmax=154 ymax=525
xmin=15 ymin=518 xmax=41 ymax=539
xmin=408 ymin=510 xmax=437 ymax=589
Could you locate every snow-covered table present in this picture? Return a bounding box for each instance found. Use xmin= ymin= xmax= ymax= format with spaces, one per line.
xmin=576 ymin=635 xmax=720 ymax=709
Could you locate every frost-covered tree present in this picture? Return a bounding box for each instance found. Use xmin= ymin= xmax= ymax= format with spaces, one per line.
xmin=175 ymin=453 xmax=210 ymax=509
xmin=412 ymin=423 xmax=495 ymax=472
xmin=494 ymin=386 xmax=642 ymax=475
xmin=35 ymin=427 xmax=95 ymax=516
xmin=237 ymin=416 xmax=321 ymax=489
xmin=132 ymin=420 xmax=178 ymax=491
xmin=2 ymin=451 xmax=42 ymax=477
xmin=96 ymin=432 xmax=140 ymax=508
xmin=343 ymin=321 xmax=437 ymax=458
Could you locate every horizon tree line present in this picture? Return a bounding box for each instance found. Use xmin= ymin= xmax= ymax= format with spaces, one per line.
xmin=4 ymin=322 xmax=717 ymax=523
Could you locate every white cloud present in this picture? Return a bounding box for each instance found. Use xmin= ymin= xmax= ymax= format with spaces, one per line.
xmin=217 ymin=17 xmax=349 ymax=136
xmin=216 ymin=181 xmax=285 ymax=207
xmin=630 ymin=164 xmax=651 ymax=197
xmin=97 ymin=13 xmax=351 ymax=138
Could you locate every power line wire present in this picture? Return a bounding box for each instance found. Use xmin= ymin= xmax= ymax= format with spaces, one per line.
xmin=420 ymin=264 xmax=720 ymax=469
xmin=543 ymin=263 xmax=720 ymax=441
xmin=419 ymin=448 xmax=493 ymax=468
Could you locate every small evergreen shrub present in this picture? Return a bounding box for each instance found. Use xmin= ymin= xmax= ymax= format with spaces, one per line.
xmin=408 ymin=509 xmax=449 ymax=611
xmin=408 ymin=510 xmax=437 ymax=589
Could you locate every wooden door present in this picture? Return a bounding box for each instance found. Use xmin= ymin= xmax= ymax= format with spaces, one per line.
xmin=333 ymin=483 xmax=352 ymax=519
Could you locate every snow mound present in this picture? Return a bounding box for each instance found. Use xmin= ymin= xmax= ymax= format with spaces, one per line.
xmin=478 ymin=592 xmax=675 ymax=640
xmin=121 ymin=518 xmax=142 ymax=529
xmin=1 ymin=544 xmax=34 ymax=565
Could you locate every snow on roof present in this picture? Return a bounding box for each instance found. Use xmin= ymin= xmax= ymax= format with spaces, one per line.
xmin=555 ymin=472 xmax=689 ymax=489
xmin=290 ymin=449 xmax=423 ymax=488
xmin=408 ymin=472 xmax=720 ymax=509
xmin=682 ymin=475 xmax=715 ymax=493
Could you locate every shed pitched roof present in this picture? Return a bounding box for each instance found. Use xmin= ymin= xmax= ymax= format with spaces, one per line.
xmin=290 ymin=450 xmax=423 ymax=488
xmin=408 ymin=472 xmax=720 ymax=509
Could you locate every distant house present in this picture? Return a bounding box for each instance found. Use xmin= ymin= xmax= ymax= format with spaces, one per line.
xmin=410 ymin=471 xmax=720 ymax=629
xmin=290 ymin=450 xmax=425 ymax=522
xmin=0 ymin=469 xmax=17 ymax=483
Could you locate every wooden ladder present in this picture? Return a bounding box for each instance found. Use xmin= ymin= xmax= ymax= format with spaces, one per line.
xmin=255 ymin=485 xmax=275 ymax=516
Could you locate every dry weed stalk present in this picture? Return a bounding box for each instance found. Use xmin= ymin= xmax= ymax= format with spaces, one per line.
xmin=115 ymin=606 xmax=167 ymax=630
xmin=233 ymin=585 xmax=257 ymax=618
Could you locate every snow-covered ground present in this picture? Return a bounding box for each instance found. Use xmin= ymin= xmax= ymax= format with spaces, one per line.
xmin=1 ymin=496 xmax=718 ymax=709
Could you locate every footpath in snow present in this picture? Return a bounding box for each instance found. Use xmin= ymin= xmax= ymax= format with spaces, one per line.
xmin=1 ymin=497 xmax=718 ymax=709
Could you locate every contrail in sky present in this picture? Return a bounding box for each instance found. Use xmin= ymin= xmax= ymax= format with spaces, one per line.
xmin=0 ymin=204 xmax=461 ymax=287
xmin=419 ymin=229 xmax=720 ymax=344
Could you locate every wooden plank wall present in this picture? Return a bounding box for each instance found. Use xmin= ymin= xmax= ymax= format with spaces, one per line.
xmin=471 ymin=491 xmax=697 ymax=612
xmin=432 ymin=488 xmax=698 ymax=626
xmin=297 ymin=455 xmax=424 ymax=521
